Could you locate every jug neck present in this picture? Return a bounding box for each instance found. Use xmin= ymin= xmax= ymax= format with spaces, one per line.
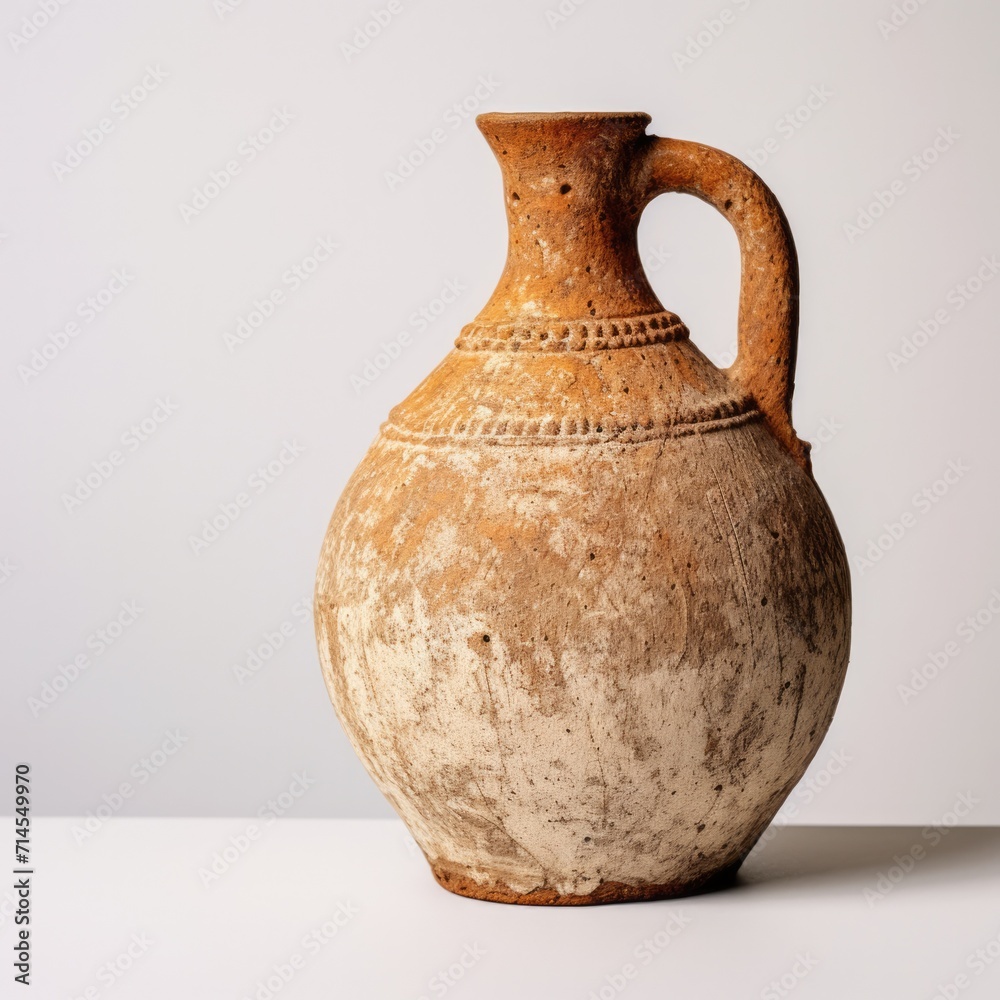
xmin=473 ymin=112 xmax=666 ymax=325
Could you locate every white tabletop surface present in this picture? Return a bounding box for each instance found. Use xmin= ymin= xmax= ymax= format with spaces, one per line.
xmin=5 ymin=819 xmax=999 ymax=999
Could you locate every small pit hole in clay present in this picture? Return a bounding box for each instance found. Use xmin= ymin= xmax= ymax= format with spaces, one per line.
xmin=560 ymin=183 xmax=572 ymax=194
xmin=761 ymin=597 xmax=768 ymax=606
xmin=482 ymin=634 xmax=490 ymax=643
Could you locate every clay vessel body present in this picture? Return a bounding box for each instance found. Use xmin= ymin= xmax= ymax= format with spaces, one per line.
xmin=316 ymin=112 xmax=851 ymax=904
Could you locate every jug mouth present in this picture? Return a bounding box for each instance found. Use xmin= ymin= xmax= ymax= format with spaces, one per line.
xmin=476 ymin=111 xmax=653 ymax=153
xmin=478 ymin=111 xmax=651 ymax=127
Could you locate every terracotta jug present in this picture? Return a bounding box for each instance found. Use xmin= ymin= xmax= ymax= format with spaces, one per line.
xmin=315 ymin=111 xmax=851 ymax=905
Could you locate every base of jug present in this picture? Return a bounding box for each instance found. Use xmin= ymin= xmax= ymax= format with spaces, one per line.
xmin=430 ymin=857 xmax=743 ymax=906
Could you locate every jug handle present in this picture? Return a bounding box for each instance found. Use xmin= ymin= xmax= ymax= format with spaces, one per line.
xmin=641 ymin=136 xmax=811 ymax=472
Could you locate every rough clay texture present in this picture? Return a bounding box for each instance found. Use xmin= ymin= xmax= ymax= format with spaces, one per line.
xmin=315 ymin=113 xmax=851 ymax=905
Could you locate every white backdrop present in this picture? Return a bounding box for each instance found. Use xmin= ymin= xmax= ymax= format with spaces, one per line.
xmin=3 ymin=0 xmax=998 ymax=825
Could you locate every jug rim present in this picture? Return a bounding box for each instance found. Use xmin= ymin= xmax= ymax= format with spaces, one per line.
xmin=477 ymin=110 xmax=651 ymax=126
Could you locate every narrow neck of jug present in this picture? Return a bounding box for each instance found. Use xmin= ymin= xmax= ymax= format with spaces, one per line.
xmin=473 ymin=112 xmax=665 ymax=325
